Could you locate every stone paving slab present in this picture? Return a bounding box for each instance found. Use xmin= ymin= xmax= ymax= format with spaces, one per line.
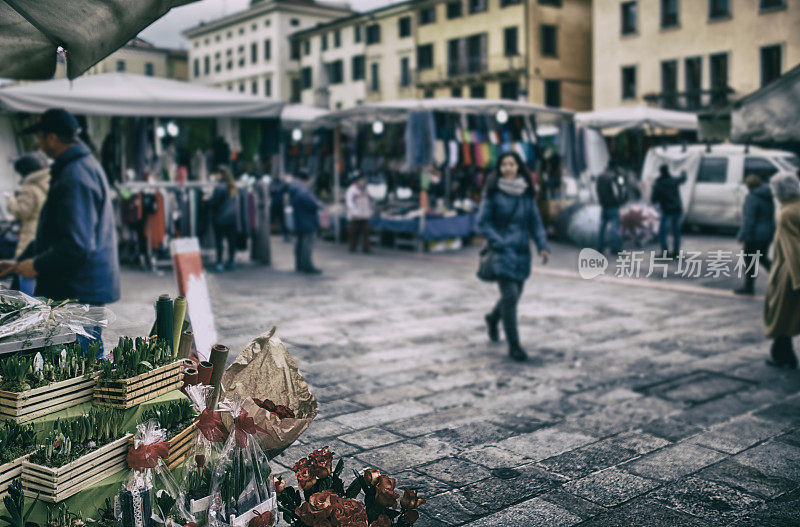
xmin=107 ymin=236 xmax=800 ymax=526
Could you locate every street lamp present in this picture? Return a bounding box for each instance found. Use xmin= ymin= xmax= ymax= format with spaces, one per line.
xmin=291 ymin=128 xmax=303 ymax=142
xmin=495 ymin=109 xmax=509 ymax=125
xmin=166 ymin=121 xmax=179 ymax=137
xmin=372 ymin=120 xmax=385 ymax=135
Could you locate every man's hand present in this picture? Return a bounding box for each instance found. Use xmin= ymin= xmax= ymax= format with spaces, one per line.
xmin=14 ymin=259 xmax=37 ymax=279
xmin=0 ymin=260 xmax=17 ymax=278
xmin=540 ymin=250 xmax=551 ymax=265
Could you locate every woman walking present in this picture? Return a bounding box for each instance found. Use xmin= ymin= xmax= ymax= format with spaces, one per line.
xmin=763 ymin=172 xmax=800 ymax=369
xmin=208 ymin=166 xmax=239 ymax=272
xmin=478 ymin=152 xmax=550 ymax=361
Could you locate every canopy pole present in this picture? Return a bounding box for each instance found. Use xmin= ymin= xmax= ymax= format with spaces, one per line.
xmin=333 ymin=124 xmax=342 ymax=243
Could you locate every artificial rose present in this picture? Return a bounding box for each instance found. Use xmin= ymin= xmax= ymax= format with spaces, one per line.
xmin=275 ymin=404 xmax=296 ymax=418
xmin=369 ymin=515 xmax=391 ymax=527
xmin=374 ymin=475 xmax=399 ymax=509
xmin=400 ymin=488 xmax=426 ymax=510
xmin=403 ymin=510 xmax=419 ymax=524
xmin=294 ymin=457 xmax=311 ymax=472
xmin=248 ymin=510 xmax=273 ymax=527
xmin=295 ymin=499 xmax=331 ymax=526
xmin=183 ymin=523 xmax=197 ymax=527
xmin=313 ymin=521 xmax=333 ymax=527
xmin=308 ymin=447 xmax=334 ymax=479
xmin=273 ymin=475 xmax=286 ymax=495
xmin=363 ymin=469 xmax=381 ymax=486
xmin=309 ymin=489 xmax=339 ymax=517
xmin=329 ymin=498 xmax=368 ymax=527
xmin=296 ymin=465 xmax=317 ymax=491
xmin=195 ymin=454 xmax=206 ymax=468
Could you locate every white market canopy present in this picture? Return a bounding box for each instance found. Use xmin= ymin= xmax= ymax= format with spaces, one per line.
xmin=281 ymin=104 xmax=329 ymax=124
xmin=731 ymin=63 xmax=800 ymax=143
xmin=319 ymin=98 xmax=573 ymax=126
xmin=0 ymin=0 xmax=194 ymax=80
xmin=0 ymin=73 xmax=283 ymax=118
xmin=575 ymin=105 xmax=699 ymax=131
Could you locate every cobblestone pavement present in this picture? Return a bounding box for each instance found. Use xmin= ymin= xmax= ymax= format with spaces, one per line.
xmin=109 ymin=236 xmax=799 ymax=526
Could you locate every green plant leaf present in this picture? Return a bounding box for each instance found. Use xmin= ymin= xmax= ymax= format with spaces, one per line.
xmin=333 ymin=459 xmax=344 ymax=477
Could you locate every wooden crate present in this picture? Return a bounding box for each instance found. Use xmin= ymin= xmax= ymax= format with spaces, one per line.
xmin=94 ymin=361 xmax=183 ymax=409
xmin=0 ymin=454 xmax=29 ymax=498
xmin=128 ymin=421 xmax=197 ymax=472
xmin=21 ymin=434 xmax=132 ymax=503
xmin=0 ymin=373 xmax=99 ymax=423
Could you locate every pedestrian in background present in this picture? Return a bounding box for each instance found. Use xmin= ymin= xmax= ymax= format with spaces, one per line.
xmin=478 ymin=151 xmax=550 ymax=362
xmin=208 ymin=166 xmax=238 ymax=272
xmin=595 ymin=161 xmax=628 ymax=254
xmin=735 ymin=174 xmax=775 ymax=295
xmin=346 ymin=171 xmax=374 ymax=253
xmin=5 ymin=153 xmax=49 ymax=295
xmin=269 ymin=173 xmax=290 ymax=242
xmin=290 ymin=171 xmax=323 ymax=274
xmin=763 ymin=172 xmax=800 ymax=369
xmin=651 ymin=165 xmax=687 ymax=258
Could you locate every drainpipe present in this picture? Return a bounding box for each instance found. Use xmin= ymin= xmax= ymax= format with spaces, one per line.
xmin=524 ymin=0 xmax=531 ymax=101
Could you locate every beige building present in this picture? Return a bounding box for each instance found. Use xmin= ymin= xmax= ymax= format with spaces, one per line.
xmin=291 ymin=0 xmax=592 ymax=110
xmin=593 ymin=0 xmax=800 ymax=111
xmin=183 ymin=0 xmax=352 ymax=102
xmin=56 ymin=38 xmax=188 ymax=80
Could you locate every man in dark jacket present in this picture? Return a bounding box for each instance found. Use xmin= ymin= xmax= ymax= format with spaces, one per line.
xmin=289 ymin=171 xmax=323 ymax=274
xmin=596 ymin=164 xmax=628 ymax=254
xmin=735 ymin=175 xmax=775 ymax=295
xmin=1 ymin=109 xmax=120 ymax=310
xmin=651 ymin=165 xmax=687 ymax=258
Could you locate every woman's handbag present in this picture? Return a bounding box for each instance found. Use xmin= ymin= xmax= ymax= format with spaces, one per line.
xmin=477 ymin=197 xmax=521 ymax=282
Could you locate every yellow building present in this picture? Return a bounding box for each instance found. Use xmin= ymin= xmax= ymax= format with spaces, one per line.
xmin=56 ymin=38 xmax=188 ymax=80
xmin=593 ymin=0 xmax=800 ymax=111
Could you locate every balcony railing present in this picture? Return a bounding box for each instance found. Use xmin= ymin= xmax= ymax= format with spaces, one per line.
xmin=416 ymin=54 xmax=526 ymax=87
xmin=643 ymin=88 xmax=735 ymax=111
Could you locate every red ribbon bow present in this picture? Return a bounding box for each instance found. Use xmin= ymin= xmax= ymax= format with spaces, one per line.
xmin=126 ymin=441 xmax=170 ymax=471
xmin=195 ymin=407 xmax=229 ymax=443
xmin=233 ymin=410 xmax=267 ymax=448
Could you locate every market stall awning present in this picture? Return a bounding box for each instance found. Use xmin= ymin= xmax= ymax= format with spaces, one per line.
xmin=575 ymin=105 xmax=698 ymax=131
xmin=0 ymin=0 xmax=195 ymax=80
xmin=0 ymin=72 xmax=284 ymax=118
xmin=281 ymin=104 xmax=329 ymax=124
xmin=319 ymin=98 xmax=573 ymax=126
xmin=731 ymin=63 xmax=800 ymax=143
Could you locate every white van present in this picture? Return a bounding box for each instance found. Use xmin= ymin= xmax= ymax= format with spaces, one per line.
xmin=641 ymin=144 xmax=798 ymax=228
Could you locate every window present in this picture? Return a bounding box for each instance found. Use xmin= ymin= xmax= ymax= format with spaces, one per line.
xmin=447 ymin=1 xmax=463 ymax=18
xmin=744 ymin=157 xmax=779 ymax=181
xmin=470 ymin=84 xmax=486 ymax=98
xmin=352 ymin=55 xmax=365 ymax=80
xmin=539 ymin=0 xmax=562 ymax=5
xmin=621 ymin=65 xmax=636 ymax=100
xmin=354 ymin=26 xmax=362 ymax=43
xmin=117 ymin=60 xmax=126 ymax=72
xmin=544 ymin=79 xmax=561 ymax=107
xmin=759 ymin=0 xmax=786 ymax=11
xmin=761 ymin=44 xmax=782 ymax=87
xmin=251 ymin=81 xmax=258 ymax=95
xmin=661 ymin=0 xmax=679 ymax=28
xmin=203 ymin=56 xmax=209 ymax=75
xmin=265 ymin=19 xmax=270 ymax=27
xmin=226 ymin=60 xmax=233 ymax=70
xmin=697 ymin=157 xmax=728 ymax=183
xmin=334 ymin=30 xmax=341 ymax=47
xmin=370 ymin=63 xmax=380 ymax=92
xmin=541 ymin=25 xmax=557 ymax=57
xmin=501 ymin=80 xmax=519 ymax=100
xmin=451 ymin=86 xmax=463 ymax=97
xmin=226 ymin=49 xmax=232 ymax=56
xmin=621 ymin=2 xmax=637 ymax=34
xmin=685 ymin=57 xmax=702 ymax=109
xmin=226 ymin=31 xmax=232 ymax=39
xmin=366 ymin=24 xmax=381 ymax=45
xmin=424 ymin=89 xmax=434 ymax=98
xmin=322 ymin=34 xmax=328 ymax=51
xmin=291 ymin=18 xmax=300 ymax=26
xmin=238 ymin=57 xmax=245 ymax=67
xmin=215 ymin=35 xmax=221 ymax=42
xmin=290 ymin=78 xmax=301 ymax=103
xmin=265 ymin=78 xmax=272 ymax=97
xmin=417 ymin=44 xmax=434 ymax=70
xmin=325 ymin=60 xmax=343 ymax=84
xmin=239 ymin=27 xmax=244 ymax=35
xmin=708 ymin=0 xmax=729 ymax=19
xmin=399 ymin=17 xmax=412 ymax=38
xmin=238 ymin=45 xmax=244 ymax=54
xmin=251 ymin=42 xmax=258 ymax=63
xmin=289 ymin=40 xmax=299 ymax=60
xmin=469 ymin=0 xmax=488 ymax=14
xmin=419 ymin=7 xmax=436 ymax=25
xmin=303 ymin=40 xmax=310 ymax=56
xmin=301 ymin=67 xmax=312 ymax=90
xmin=145 ymin=62 xmax=154 ymax=76
xmin=504 ymin=27 xmax=518 ymax=57
xmin=448 ymin=33 xmax=487 ymax=76
xmin=265 ymin=39 xmax=272 ymax=61
xmin=239 ymin=83 xmax=245 ymax=92
xmin=710 ymin=52 xmax=729 ymax=105
xmin=400 ymin=57 xmax=411 ymax=87
xmin=661 ymin=59 xmax=678 ymax=107
xmin=252 ymin=23 xmax=257 ymax=31
xmin=501 ymin=0 xmax=522 ymax=5
xmin=215 ymin=62 xmax=221 ymax=73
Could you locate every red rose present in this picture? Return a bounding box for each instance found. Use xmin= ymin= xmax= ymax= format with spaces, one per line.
xmin=363 ymin=469 xmax=381 ymax=486
xmin=369 ymin=515 xmax=391 ymax=527
xmin=329 ymin=498 xmax=368 ymax=527
xmin=295 ymin=465 xmax=317 ymax=491
xmin=254 ymin=398 xmax=277 ymax=413
xmin=403 ymin=510 xmax=420 ymax=524
xmin=194 ymin=454 xmax=206 ymax=468
xmin=309 ymin=489 xmax=339 ymax=516
xmin=273 ymin=475 xmax=286 ymax=496
xmin=248 ymin=510 xmax=273 ymax=527
xmin=275 ymin=404 xmax=296 ymax=418
xmin=293 ymin=457 xmax=311 ymax=472
xmin=308 ymin=447 xmax=334 ymax=479
xmin=400 ymin=488 xmax=426 ymax=510
xmin=295 ymin=499 xmax=330 ymax=526
xmin=374 ymin=475 xmax=399 ymax=509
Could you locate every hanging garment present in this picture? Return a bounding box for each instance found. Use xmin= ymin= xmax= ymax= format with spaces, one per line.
xmin=145 ymin=191 xmax=167 ymax=250
xmin=433 ymin=140 xmax=446 ymax=167
xmin=448 ymin=141 xmax=460 ymax=169
xmin=404 ymin=111 xmax=436 ymax=170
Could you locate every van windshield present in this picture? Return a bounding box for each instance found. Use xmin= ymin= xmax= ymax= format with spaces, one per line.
xmin=776 ymin=156 xmax=799 ymax=171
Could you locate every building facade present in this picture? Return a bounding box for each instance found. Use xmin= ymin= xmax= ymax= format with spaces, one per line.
xmin=183 ymin=0 xmax=352 ymax=102
xmin=290 ymin=0 xmax=592 ymax=110
xmin=55 ymin=38 xmax=188 ymax=80
xmin=593 ymin=0 xmax=800 ymax=111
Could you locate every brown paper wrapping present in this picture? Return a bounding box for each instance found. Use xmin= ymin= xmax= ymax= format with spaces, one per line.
xmin=220 ymin=328 xmax=317 ymax=455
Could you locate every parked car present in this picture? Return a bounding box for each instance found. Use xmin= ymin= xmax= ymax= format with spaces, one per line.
xmin=641 ymin=144 xmax=798 ymax=228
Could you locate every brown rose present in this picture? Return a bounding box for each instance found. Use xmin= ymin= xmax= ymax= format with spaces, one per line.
xmin=309 ymin=489 xmax=339 ymax=517
xmin=329 ymin=498 xmax=368 ymax=527
xmin=293 ymin=457 xmax=311 ymax=472
xmin=363 ymin=469 xmax=381 ymax=486
xmin=295 ymin=499 xmax=331 ymax=527
xmin=273 ymin=475 xmax=286 ymax=496
xmin=399 ymin=488 xmax=426 ymax=510
xmin=308 ymin=447 xmax=334 ymax=479
xmin=296 ymin=465 xmax=317 ymax=491
xmin=403 ymin=510 xmax=420 ymax=524
xmin=369 ymin=515 xmax=391 ymax=527
xmin=374 ymin=475 xmax=399 ymax=509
